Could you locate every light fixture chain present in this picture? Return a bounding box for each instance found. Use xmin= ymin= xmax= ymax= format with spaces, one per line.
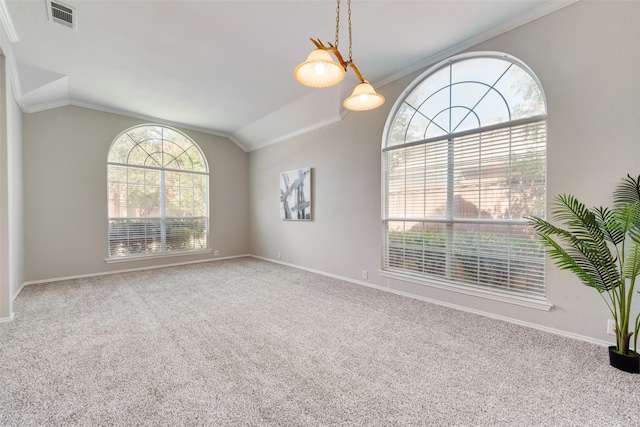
xmin=348 ymin=0 xmax=353 ymax=62
xmin=335 ymin=0 xmax=340 ymax=48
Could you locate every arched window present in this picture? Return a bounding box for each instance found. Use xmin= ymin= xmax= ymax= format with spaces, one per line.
xmin=382 ymin=53 xmax=547 ymax=299
xmin=107 ymin=125 xmax=209 ymax=259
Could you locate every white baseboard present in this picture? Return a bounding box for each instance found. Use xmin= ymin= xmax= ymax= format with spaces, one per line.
xmin=12 ymin=282 xmax=26 ymax=302
xmin=250 ymin=255 xmax=612 ymax=349
xmin=19 ymin=254 xmax=251 ymax=288
xmin=0 ymin=312 xmax=15 ymax=323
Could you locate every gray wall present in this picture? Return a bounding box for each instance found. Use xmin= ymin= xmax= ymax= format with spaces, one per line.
xmin=23 ymin=106 xmax=250 ymax=282
xmin=249 ymin=1 xmax=640 ymax=344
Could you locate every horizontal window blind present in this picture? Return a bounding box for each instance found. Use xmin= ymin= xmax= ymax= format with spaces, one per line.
xmin=108 ymin=218 xmax=208 ymax=256
xmin=383 ymin=120 xmax=546 ymax=297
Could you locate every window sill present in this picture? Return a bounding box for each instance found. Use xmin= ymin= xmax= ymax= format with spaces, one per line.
xmin=105 ymin=249 xmax=212 ymax=264
xmin=378 ymin=270 xmax=553 ymax=312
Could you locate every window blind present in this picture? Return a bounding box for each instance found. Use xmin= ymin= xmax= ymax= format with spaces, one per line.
xmin=383 ymin=120 xmax=547 ymax=297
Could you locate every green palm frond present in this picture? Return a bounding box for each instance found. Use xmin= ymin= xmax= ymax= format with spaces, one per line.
xmin=627 ymin=227 xmax=640 ymax=281
xmin=630 ymin=226 xmax=640 ymax=244
xmin=538 ymin=234 xmax=602 ymax=290
xmin=552 ymin=195 xmax=607 ymax=245
xmin=528 ymin=214 xmax=573 ymax=240
xmin=551 ymin=195 xmax=595 ymax=229
xmin=613 ymin=174 xmax=640 ymax=206
xmin=623 ymin=240 xmax=640 ymax=280
xmin=528 ymin=195 xmax=620 ymax=292
xmin=614 ymin=203 xmax=640 ymax=236
xmin=554 ymin=195 xmax=617 ymax=267
xmin=595 ymin=206 xmax=625 ymax=245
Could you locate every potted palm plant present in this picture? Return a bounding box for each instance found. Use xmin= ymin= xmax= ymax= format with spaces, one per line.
xmin=527 ymin=174 xmax=640 ymax=373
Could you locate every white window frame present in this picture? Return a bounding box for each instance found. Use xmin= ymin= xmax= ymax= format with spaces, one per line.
xmin=381 ymin=52 xmax=550 ymax=309
xmin=106 ymin=124 xmax=210 ymax=261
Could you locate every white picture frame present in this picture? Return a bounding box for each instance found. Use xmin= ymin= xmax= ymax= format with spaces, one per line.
xmin=280 ymin=167 xmax=311 ymax=220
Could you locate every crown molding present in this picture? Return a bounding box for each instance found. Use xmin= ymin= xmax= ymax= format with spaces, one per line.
xmin=23 ymin=98 xmax=249 ymax=152
xmin=374 ymin=0 xmax=578 ymax=89
xmin=244 ymin=108 xmax=349 ymax=152
xmin=0 ymin=0 xmax=19 ymax=43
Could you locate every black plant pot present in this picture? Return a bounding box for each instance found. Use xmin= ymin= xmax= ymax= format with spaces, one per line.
xmin=608 ymin=346 xmax=640 ymax=373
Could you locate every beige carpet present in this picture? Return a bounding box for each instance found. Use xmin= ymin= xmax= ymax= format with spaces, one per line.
xmin=1 ymin=257 xmax=638 ymax=426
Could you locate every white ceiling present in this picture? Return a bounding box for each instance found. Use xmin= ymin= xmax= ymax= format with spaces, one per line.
xmin=3 ymin=0 xmax=573 ymax=151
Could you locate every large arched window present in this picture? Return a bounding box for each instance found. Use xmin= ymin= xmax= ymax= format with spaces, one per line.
xmin=382 ymin=53 xmax=547 ymax=299
xmin=107 ymin=125 xmax=209 ymax=259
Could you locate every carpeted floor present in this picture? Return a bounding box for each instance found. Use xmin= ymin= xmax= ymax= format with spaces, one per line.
xmin=0 ymin=257 xmax=638 ymax=426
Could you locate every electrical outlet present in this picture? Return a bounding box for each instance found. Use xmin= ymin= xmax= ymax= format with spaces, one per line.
xmin=607 ymin=319 xmax=616 ymax=335
xmin=277 ymin=252 xmax=281 ymax=260
xmin=362 ymin=270 xmax=368 ymax=280
xmin=214 ymin=250 xmax=219 ymax=256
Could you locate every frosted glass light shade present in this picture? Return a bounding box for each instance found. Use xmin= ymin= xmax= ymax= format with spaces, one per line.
xmin=294 ymin=49 xmax=346 ymax=88
xmin=343 ymin=81 xmax=385 ymax=111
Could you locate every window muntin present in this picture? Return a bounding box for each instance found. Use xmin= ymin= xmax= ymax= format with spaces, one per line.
xmin=382 ymin=53 xmax=547 ymax=298
xmin=107 ymin=125 xmax=209 ymax=258
xmin=388 ymin=56 xmax=545 ymax=147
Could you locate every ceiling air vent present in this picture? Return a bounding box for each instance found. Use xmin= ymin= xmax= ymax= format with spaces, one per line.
xmin=47 ymin=0 xmax=76 ymax=30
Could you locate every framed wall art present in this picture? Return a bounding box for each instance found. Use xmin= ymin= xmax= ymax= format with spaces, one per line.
xmin=280 ymin=167 xmax=311 ymax=220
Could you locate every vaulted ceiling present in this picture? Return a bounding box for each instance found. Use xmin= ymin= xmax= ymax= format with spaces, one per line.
xmin=3 ymin=0 xmax=573 ymax=151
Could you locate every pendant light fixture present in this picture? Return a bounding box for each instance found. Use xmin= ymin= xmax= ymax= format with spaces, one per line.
xmin=294 ymin=0 xmax=384 ymax=111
